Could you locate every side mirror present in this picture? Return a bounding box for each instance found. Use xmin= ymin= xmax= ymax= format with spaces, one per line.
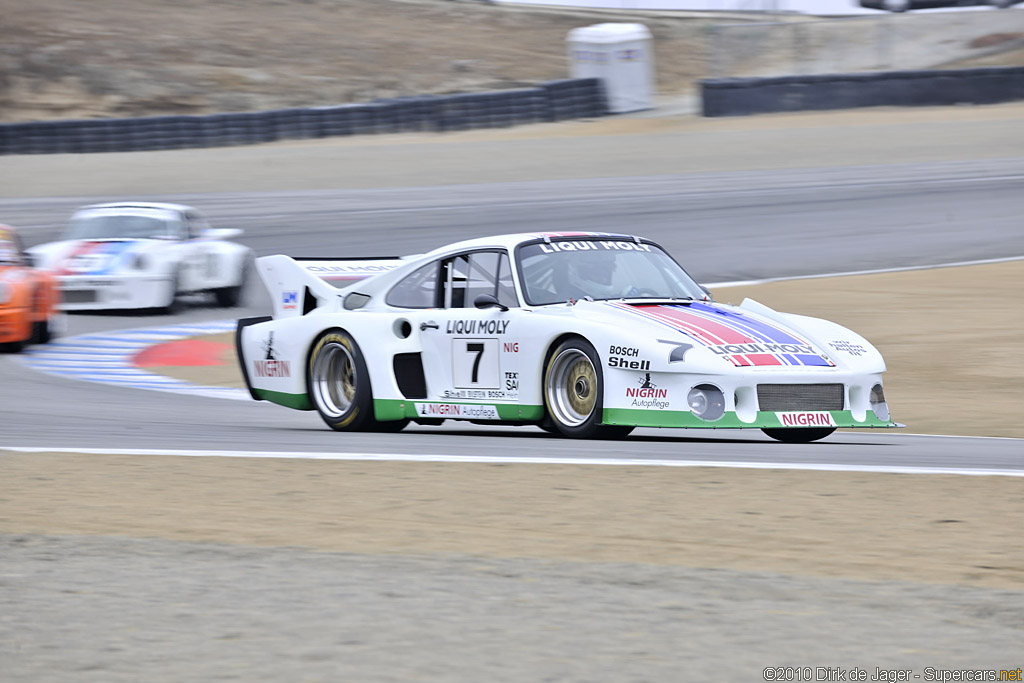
xmin=22 ymin=252 xmax=35 ymax=267
xmin=474 ymin=293 xmax=508 ymax=312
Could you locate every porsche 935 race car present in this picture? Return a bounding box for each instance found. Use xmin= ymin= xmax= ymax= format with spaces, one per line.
xmin=27 ymin=202 xmax=253 ymax=312
xmin=236 ymin=233 xmax=898 ymax=442
xmin=0 ymin=224 xmax=60 ymax=351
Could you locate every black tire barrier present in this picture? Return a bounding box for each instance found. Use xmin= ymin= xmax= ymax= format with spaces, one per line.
xmin=0 ymin=78 xmax=608 ymax=155
xmin=701 ymin=66 xmax=1024 ymax=117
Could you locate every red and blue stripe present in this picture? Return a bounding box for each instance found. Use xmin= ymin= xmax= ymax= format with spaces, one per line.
xmin=609 ymin=301 xmax=833 ymax=368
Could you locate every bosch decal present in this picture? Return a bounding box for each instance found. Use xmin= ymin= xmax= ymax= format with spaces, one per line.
xmin=608 ymin=345 xmax=650 ymax=370
xmin=282 ymin=290 xmax=299 ymax=310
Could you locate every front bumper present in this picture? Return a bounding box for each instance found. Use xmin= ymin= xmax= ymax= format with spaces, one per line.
xmin=602 ymin=368 xmax=899 ymax=429
xmin=58 ymin=273 xmax=170 ymax=310
xmin=602 ymin=407 xmax=898 ymax=429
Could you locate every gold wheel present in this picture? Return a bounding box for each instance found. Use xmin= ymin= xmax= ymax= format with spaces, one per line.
xmin=546 ymin=347 xmax=598 ymax=428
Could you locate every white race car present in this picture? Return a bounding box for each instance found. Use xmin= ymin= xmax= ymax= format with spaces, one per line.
xmin=28 ymin=202 xmax=253 ymax=311
xmin=236 ymin=232 xmax=900 ymax=442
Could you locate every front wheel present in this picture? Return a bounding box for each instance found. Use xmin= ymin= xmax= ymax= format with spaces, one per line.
xmin=544 ymin=338 xmax=605 ymax=438
xmin=761 ymin=427 xmax=836 ymax=443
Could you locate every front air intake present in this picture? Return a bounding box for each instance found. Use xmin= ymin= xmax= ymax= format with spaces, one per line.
xmin=757 ymin=384 xmax=844 ymax=412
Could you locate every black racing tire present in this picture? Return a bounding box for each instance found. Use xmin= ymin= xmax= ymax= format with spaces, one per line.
xmin=761 ymin=427 xmax=836 ymax=443
xmin=30 ymin=320 xmax=50 ymax=345
xmin=29 ymin=286 xmax=51 ymax=344
xmin=543 ymin=338 xmax=606 ymax=439
xmin=214 ymin=284 xmax=243 ymax=308
xmin=308 ymin=329 xmax=376 ymax=431
xmin=371 ymin=418 xmax=410 ymax=433
xmin=214 ymin=258 xmax=249 ymax=308
xmin=160 ymin=269 xmax=183 ymax=315
xmin=1 ymin=339 xmax=25 ymax=353
xmin=599 ymin=425 xmax=635 ymax=439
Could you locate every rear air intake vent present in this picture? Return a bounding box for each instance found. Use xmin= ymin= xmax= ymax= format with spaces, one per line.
xmin=393 ymin=353 xmax=427 ymax=399
xmin=757 ymin=384 xmax=844 ymax=412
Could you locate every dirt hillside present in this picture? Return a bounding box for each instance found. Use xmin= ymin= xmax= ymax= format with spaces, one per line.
xmin=3 ymin=0 xmax=1023 ymax=122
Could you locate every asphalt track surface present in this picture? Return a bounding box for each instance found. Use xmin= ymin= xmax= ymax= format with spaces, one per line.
xmin=1 ymin=159 xmax=1023 ymax=469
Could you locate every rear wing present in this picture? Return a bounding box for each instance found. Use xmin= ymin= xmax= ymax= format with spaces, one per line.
xmin=257 ymin=255 xmax=404 ymax=319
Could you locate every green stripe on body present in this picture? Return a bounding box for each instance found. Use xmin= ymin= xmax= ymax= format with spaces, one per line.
xmin=253 ymin=388 xmax=314 ymax=411
xmin=374 ymin=399 xmax=544 ymax=422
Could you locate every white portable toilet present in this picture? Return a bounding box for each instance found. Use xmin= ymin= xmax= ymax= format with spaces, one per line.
xmin=566 ymin=23 xmax=654 ymax=114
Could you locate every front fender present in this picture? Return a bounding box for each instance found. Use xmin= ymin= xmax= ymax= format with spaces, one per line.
xmin=739 ymin=298 xmax=886 ymax=374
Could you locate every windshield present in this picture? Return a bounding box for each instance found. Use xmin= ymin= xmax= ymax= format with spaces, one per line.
xmin=516 ymin=239 xmax=706 ymax=306
xmin=66 ymin=212 xmax=180 ymax=240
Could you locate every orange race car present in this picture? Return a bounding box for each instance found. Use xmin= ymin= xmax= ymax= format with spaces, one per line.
xmin=0 ymin=224 xmax=60 ymax=351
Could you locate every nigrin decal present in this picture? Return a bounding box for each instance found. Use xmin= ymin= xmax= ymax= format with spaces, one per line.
xmin=776 ymin=412 xmax=837 ymax=427
xmin=253 ymin=331 xmax=291 ymax=378
xmin=625 ymin=373 xmax=669 ymax=409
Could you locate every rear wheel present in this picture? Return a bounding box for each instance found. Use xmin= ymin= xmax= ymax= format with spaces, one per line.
xmin=544 ymin=338 xmax=606 ymax=439
xmin=30 ymin=320 xmax=50 ymax=345
xmin=214 ymin=258 xmax=249 ymax=308
xmin=761 ymin=427 xmax=836 ymax=443
xmin=160 ymin=269 xmax=183 ymax=315
xmin=307 ymin=329 xmax=408 ymax=432
xmin=30 ymin=287 xmax=51 ymax=344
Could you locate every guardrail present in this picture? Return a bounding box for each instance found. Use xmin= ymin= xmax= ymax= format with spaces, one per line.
xmin=0 ymin=78 xmax=607 ymax=155
xmin=700 ymin=66 xmax=1024 ymax=117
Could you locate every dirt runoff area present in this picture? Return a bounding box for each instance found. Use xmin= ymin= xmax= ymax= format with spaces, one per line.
xmin=152 ymin=259 xmax=1024 ymax=440
xmin=3 ymin=451 xmax=1023 ymax=590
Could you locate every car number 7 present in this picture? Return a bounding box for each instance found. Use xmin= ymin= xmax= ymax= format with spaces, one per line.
xmin=466 ymin=342 xmax=485 ymax=384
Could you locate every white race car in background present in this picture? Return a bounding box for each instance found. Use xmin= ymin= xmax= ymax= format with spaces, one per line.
xmin=236 ymin=232 xmax=900 ymax=442
xmin=28 ymin=202 xmax=253 ymax=311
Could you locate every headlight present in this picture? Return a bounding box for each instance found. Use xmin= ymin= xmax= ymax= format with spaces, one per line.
xmin=870 ymin=383 xmax=889 ymax=422
xmin=688 ymin=383 xmax=725 ymax=421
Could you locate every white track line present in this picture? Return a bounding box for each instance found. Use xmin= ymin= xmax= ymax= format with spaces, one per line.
xmin=707 ymin=255 xmax=1024 ymax=288
xmin=2 ymin=446 xmax=1022 ymax=477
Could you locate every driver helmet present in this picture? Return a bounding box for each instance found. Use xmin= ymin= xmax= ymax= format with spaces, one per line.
xmin=567 ymin=249 xmax=618 ymax=298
